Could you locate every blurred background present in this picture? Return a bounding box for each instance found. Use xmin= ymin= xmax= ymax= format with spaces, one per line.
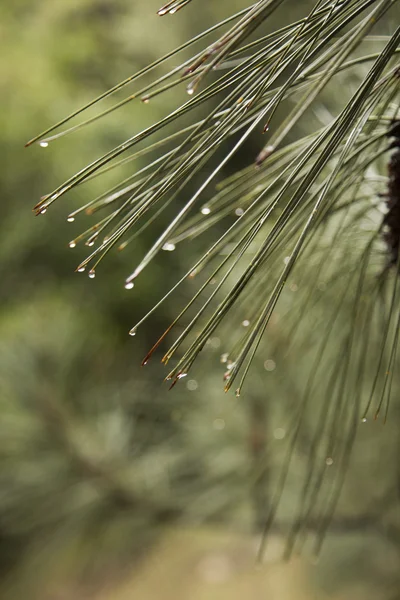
xmin=0 ymin=1 xmax=399 ymax=598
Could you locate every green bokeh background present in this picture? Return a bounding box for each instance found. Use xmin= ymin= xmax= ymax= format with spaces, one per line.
xmin=0 ymin=1 xmax=399 ymax=599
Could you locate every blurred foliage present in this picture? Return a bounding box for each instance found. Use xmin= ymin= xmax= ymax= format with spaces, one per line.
xmin=0 ymin=1 xmax=399 ymax=599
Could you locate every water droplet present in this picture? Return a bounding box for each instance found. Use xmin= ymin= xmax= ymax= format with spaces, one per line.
xmin=362 ymin=417 xmax=367 ymax=423
xmin=177 ymin=372 xmax=187 ymax=379
xmin=39 ymin=141 xmax=49 ymax=148
xmin=273 ymin=428 xmax=285 ymax=440
xmin=264 ymin=359 xmax=276 ymax=371
xmin=162 ymin=242 xmax=176 ymax=252
xmin=235 ymin=389 xmax=241 ymax=398
xmin=242 ymin=319 xmax=250 ymax=327
xmin=40 ymin=208 xmax=47 ymax=215
xmin=86 ymin=240 xmax=95 ymax=247
xmin=125 ymin=282 xmax=134 ymax=290
xmin=213 ymin=418 xmax=225 ymax=430
xmin=169 ymin=7 xmax=177 ymax=13
xmin=69 ymin=241 xmax=76 ymax=249
xmin=220 ymin=353 xmax=229 ymax=364
xmin=157 ymin=8 xmax=168 ymax=15
xmin=129 ymin=327 xmax=137 ymax=337
xmin=187 ymin=379 xmax=198 ymax=391
xmin=187 ymin=86 xmax=195 ymax=96
xmin=88 ymin=270 xmax=96 ymax=279
xmin=142 ymin=96 xmax=150 ymax=104
xmin=67 ymin=216 xmax=75 ymax=223
xmin=77 ymin=266 xmax=86 ymax=273
xmin=201 ymin=207 xmax=211 ymax=215
xmin=235 ymin=208 xmax=244 ymax=217
xmin=325 ymin=457 xmax=334 ymax=466
xmin=209 ymin=337 xmax=221 ymax=349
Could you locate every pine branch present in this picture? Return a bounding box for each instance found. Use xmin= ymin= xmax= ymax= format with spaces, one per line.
xmin=27 ymin=0 xmax=400 ymax=558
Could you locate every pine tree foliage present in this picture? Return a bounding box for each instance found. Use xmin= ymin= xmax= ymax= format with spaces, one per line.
xmin=28 ymin=0 xmax=400 ymax=557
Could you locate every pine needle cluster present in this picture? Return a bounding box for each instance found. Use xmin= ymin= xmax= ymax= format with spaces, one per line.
xmin=28 ymin=0 xmax=400 ymax=556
